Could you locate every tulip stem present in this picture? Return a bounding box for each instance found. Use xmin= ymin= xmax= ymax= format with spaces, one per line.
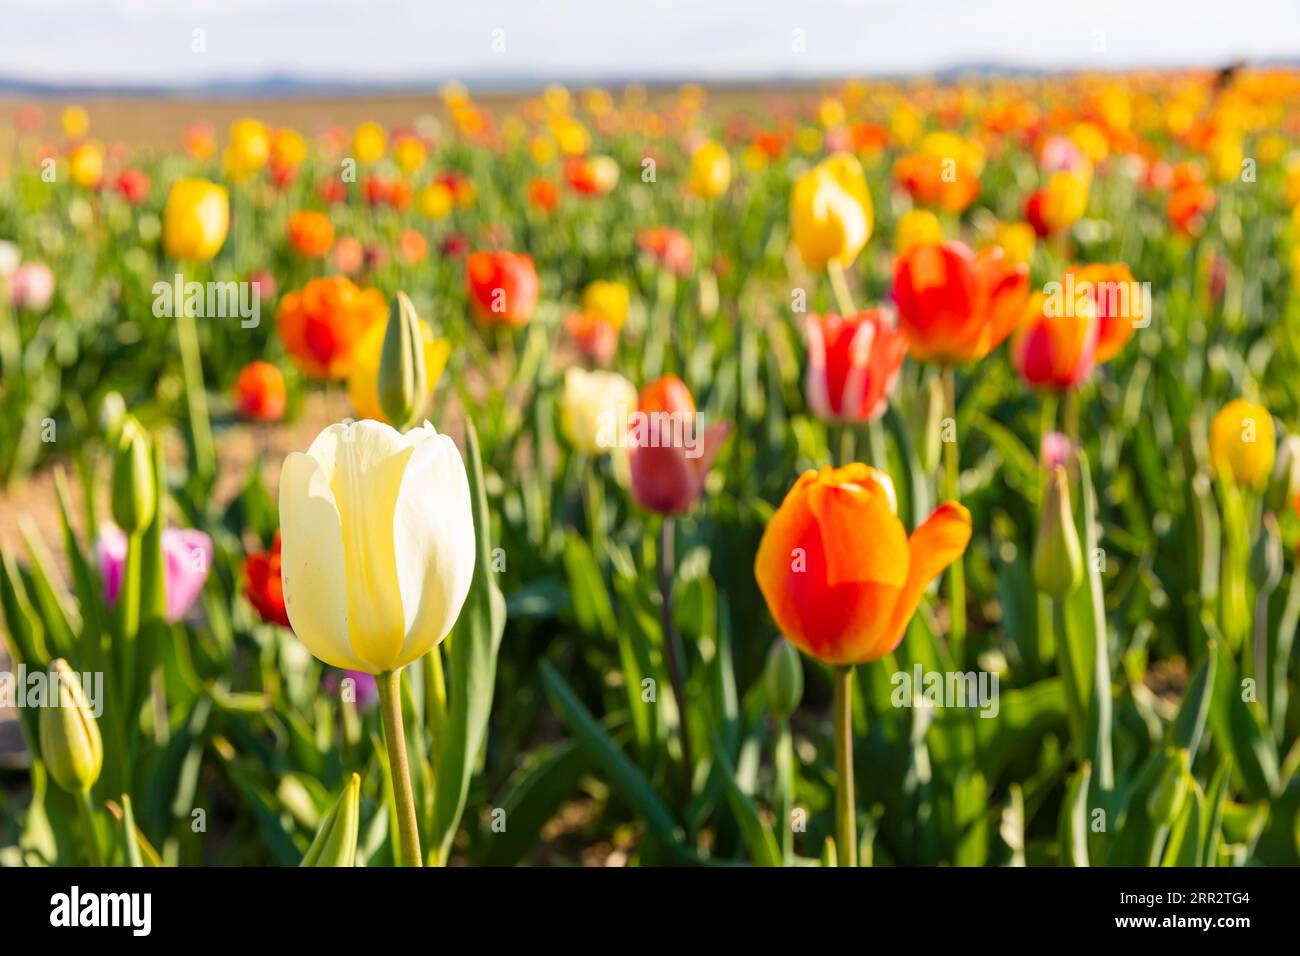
xmin=826 ymin=260 xmax=857 ymax=317
xmin=175 ymin=298 xmax=215 ymax=480
xmin=1063 ymin=389 xmax=1080 ymax=447
xmin=832 ymin=664 xmax=857 ymax=867
xmin=941 ymin=367 xmax=966 ymax=664
xmin=658 ymin=517 xmax=693 ymax=787
xmin=75 ymin=789 xmax=102 ymax=867
xmin=377 ymin=669 xmax=423 ymax=867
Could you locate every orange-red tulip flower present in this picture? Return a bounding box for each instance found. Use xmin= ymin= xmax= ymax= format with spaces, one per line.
xmin=636 ymin=226 xmax=694 ymax=277
xmin=1167 ymin=182 xmax=1217 ymax=236
xmin=804 ymin=309 xmax=906 ymax=423
xmin=1010 ymin=291 xmax=1099 ymax=392
xmin=276 ymin=276 xmax=387 ymax=379
xmin=286 ymin=210 xmax=335 ymax=259
xmin=1063 ymin=262 xmax=1146 ymax=363
xmin=755 ymin=465 xmax=971 ymax=665
xmin=892 ymin=240 xmax=1029 ymax=365
xmin=466 ymin=251 xmax=539 ymax=327
xmin=232 ymin=360 xmax=287 ymax=422
xmin=629 ymin=376 xmax=730 ymax=515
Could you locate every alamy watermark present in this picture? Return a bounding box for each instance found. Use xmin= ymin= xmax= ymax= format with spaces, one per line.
xmin=890 ymin=664 xmax=999 ymax=718
xmin=1042 ymin=273 xmax=1151 ymax=327
xmin=152 ymin=273 xmax=260 ymax=328
xmin=0 ymin=665 xmax=104 ymax=717
xmin=594 ymin=407 xmax=707 ymax=458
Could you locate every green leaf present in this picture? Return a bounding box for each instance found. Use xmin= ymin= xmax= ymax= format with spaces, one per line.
xmin=539 ymin=660 xmax=681 ymax=847
xmin=710 ymin=730 xmax=781 ymax=867
xmin=1058 ymin=762 xmax=1092 ymax=867
xmin=480 ymin=740 xmax=588 ymax=866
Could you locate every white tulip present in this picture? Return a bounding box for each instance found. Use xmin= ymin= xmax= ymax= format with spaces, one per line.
xmin=279 ymin=419 xmax=475 ymax=673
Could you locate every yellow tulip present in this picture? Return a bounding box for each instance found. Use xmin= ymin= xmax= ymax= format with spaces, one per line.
xmin=418 ymin=183 xmax=455 ymax=220
xmin=561 ymin=367 xmax=637 ymax=455
xmin=895 ymin=209 xmax=943 ymax=256
xmin=347 ymin=316 xmax=450 ymax=424
xmin=279 ymin=420 xmax=475 ymax=673
xmin=68 ymin=141 xmax=104 ymax=188
xmin=224 ymin=118 xmax=270 ymax=180
xmin=995 ymin=221 xmax=1037 ymax=267
xmin=352 ymin=121 xmax=387 ymax=164
xmin=581 ymin=280 xmax=630 ymax=331
xmin=38 ymin=660 xmax=103 ymax=794
xmin=790 ymin=152 xmax=873 ymax=271
xmin=688 ymin=140 xmax=731 ymax=199
xmin=817 ymin=97 xmax=847 ymax=129
xmin=1042 ymin=170 xmax=1090 ymax=234
xmin=61 ymin=105 xmax=90 ymax=138
xmin=1210 ymin=398 xmax=1275 ymax=489
xmin=393 ymin=136 xmax=427 ymax=174
xmin=162 ymin=177 xmax=229 ymax=262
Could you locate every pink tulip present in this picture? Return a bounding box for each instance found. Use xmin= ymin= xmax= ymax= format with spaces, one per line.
xmin=9 ymin=262 xmax=54 ymax=311
xmin=96 ymin=524 xmax=213 ymax=623
xmin=1040 ymin=431 xmax=1075 ymax=471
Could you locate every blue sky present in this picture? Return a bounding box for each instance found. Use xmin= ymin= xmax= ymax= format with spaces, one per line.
xmin=3 ymin=0 xmax=1298 ymax=87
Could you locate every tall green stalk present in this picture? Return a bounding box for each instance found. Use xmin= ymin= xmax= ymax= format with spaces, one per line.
xmin=377 ymin=669 xmax=422 ymax=867
xmin=942 ymin=366 xmax=966 ymax=665
xmin=832 ymin=664 xmax=857 ymax=867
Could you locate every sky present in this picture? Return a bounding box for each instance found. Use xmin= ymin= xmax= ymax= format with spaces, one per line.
xmin=2 ymin=0 xmax=1298 ymax=88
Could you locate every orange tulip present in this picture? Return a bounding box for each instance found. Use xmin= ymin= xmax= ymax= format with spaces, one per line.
xmin=276 ymin=276 xmax=387 ymax=379
xmin=803 ymin=309 xmax=906 ymax=423
xmin=1167 ymin=182 xmax=1216 ymax=236
xmin=891 ymin=240 xmax=1029 ymax=365
xmin=286 ymin=210 xmax=335 ymax=259
xmin=232 ymin=360 xmax=287 ymax=422
xmin=1063 ymin=262 xmax=1146 ymax=363
xmin=628 ymin=376 xmax=730 ymax=515
xmin=465 ymin=251 xmax=539 ymax=327
xmin=755 ymin=464 xmax=970 ymax=665
xmin=1010 ymin=292 xmax=1099 ymax=392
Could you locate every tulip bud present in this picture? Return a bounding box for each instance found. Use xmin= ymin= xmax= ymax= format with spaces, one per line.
xmin=764 ymin=640 xmax=804 ymax=720
xmin=1145 ymin=748 xmax=1190 ymax=823
xmin=99 ymin=391 xmax=127 ymax=444
xmin=1266 ymin=435 xmax=1300 ymax=514
xmin=301 ymin=773 xmax=361 ymax=867
xmin=915 ymin=374 xmax=945 ymax=473
xmin=38 ymin=659 xmax=103 ymax=794
xmin=1250 ymin=511 xmax=1283 ymax=595
xmin=110 ymin=417 xmax=156 ymax=535
xmin=378 ymin=291 xmax=428 ymax=429
xmin=1033 ymin=465 xmax=1083 ymax=598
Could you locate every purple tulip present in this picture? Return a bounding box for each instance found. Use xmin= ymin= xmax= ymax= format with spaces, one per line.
xmin=323 ymin=669 xmax=378 ymax=712
xmin=96 ymin=524 xmax=213 ymax=623
xmin=8 ymin=261 xmax=55 ymax=311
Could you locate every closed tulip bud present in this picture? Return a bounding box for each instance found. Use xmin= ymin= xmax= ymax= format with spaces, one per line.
xmin=1209 ymin=398 xmax=1275 ymax=489
xmin=1034 ymin=465 xmax=1083 ymax=598
xmin=1266 ymin=435 xmax=1300 ymax=514
xmin=1145 ymin=749 xmax=1190 ymax=823
xmin=162 ymin=178 xmax=230 ymax=262
xmin=1250 ymin=512 xmax=1283 ymax=595
xmin=301 ymin=773 xmax=361 ymax=867
xmin=110 ymin=417 xmax=156 ymax=535
xmin=98 ymin=391 xmax=127 ymax=444
xmin=378 ymin=292 xmax=428 ymax=429
xmin=561 ymin=367 xmax=637 ymax=455
xmin=279 ymin=420 xmax=475 ymax=673
xmin=764 ymin=640 xmax=804 ymax=720
xmin=39 ymin=660 xmax=103 ymax=793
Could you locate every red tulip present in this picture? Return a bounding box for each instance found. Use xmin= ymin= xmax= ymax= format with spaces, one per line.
xmin=244 ymin=532 xmax=290 ymax=628
xmin=629 ymin=376 xmax=730 ymax=515
xmin=804 ymin=309 xmax=906 ymax=422
xmin=232 ymin=360 xmax=287 ymax=422
xmin=465 ymin=251 xmax=539 ymax=327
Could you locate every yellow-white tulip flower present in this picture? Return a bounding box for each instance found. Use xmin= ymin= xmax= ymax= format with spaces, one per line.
xmin=279 ymin=420 xmax=475 ymax=673
xmin=561 ymin=367 xmax=637 ymax=455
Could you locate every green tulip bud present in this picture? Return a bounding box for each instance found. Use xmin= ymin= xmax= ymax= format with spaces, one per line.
xmin=1250 ymin=511 xmax=1283 ymax=596
xmin=378 ymin=291 xmax=428 ymax=430
xmin=38 ymin=659 xmax=103 ymax=794
xmin=1033 ymin=464 xmax=1083 ymax=599
xmin=99 ymin=391 xmax=127 ymax=444
xmin=110 ymin=417 xmax=156 ymax=534
xmin=764 ymin=640 xmax=804 ymax=720
xmin=1266 ymin=435 xmax=1300 ymax=514
xmin=915 ymin=374 xmax=945 ymax=474
xmin=1145 ymin=748 xmax=1190 ymax=823
xmin=301 ymin=773 xmax=361 ymax=867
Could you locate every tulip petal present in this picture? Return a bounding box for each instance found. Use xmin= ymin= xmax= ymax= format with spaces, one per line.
xmin=161 ymin=528 xmax=213 ymax=622
xmin=390 ymin=424 xmax=476 ymax=669
xmin=876 ymin=501 xmax=972 ymax=658
xmin=804 ymin=474 xmax=908 ymax=590
xmin=307 ymin=421 xmax=414 ymax=671
xmin=279 ymin=451 xmax=363 ymax=671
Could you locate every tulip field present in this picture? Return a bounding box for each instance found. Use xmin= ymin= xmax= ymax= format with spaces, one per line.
xmin=3 ymin=69 xmax=1300 ymax=873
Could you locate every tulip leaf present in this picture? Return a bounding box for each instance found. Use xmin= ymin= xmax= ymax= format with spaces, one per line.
xmin=540 ymin=660 xmax=681 ymax=848
xmin=709 ymin=730 xmax=781 ymax=867
xmin=479 ymin=739 xmax=589 ymax=866
xmin=430 ymin=421 xmax=507 ymax=864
